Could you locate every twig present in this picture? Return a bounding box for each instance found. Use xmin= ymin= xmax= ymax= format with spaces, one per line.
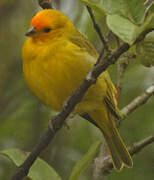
xmin=10 ymin=2 xmax=154 ymax=179
xmin=38 ymin=0 xmax=53 ymax=9
xmin=93 ymin=84 xmax=154 ymax=179
xmin=116 ymin=52 xmax=136 ymax=103
xmin=106 ymin=31 xmax=121 ymax=48
xmin=95 ymin=47 xmax=105 ymax=65
xmin=121 ymin=84 xmax=154 ymax=115
xmin=144 ymin=0 xmax=154 ymax=7
xmin=93 ymin=135 xmax=154 ymax=178
xmin=116 ymin=57 xmax=130 ymax=103
xmin=129 ymin=135 xmax=154 ymax=154
xmin=115 ymin=25 xmax=148 ymax=102
xmin=86 ymin=6 xmax=110 ymax=54
xmin=93 ymin=138 xmax=109 ymax=180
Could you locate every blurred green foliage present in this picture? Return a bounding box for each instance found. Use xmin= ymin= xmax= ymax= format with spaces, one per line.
xmin=0 ymin=0 xmax=154 ymax=180
xmin=1 ymin=149 xmax=61 ymax=180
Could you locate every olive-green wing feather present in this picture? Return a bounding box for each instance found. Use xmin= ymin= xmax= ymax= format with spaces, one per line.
xmin=103 ymin=73 xmax=121 ymax=120
xmin=69 ymin=33 xmax=98 ymax=58
xmin=69 ymin=32 xmax=121 ymax=119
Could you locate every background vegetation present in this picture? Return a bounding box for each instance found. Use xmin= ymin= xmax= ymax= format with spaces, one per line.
xmin=0 ymin=0 xmax=154 ymax=179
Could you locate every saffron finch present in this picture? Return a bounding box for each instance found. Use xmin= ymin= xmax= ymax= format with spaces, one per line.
xmin=22 ymin=9 xmax=133 ymax=170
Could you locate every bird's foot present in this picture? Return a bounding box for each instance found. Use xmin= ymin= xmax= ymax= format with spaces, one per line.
xmin=62 ymin=96 xmax=71 ymax=108
xmin=63 ymin=97 xmax=77 ymax=117
xmin=48 ymin=116 xmax=70 ymax=131
xmin=64 ymin=121 xmax=70 ymax=130
xmin=48 ymin=116 xmax=56 ymax=132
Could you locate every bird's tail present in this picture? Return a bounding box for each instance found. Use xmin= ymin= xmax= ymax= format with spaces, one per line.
xmin=103 ymin=125 xmax=133 ymax=170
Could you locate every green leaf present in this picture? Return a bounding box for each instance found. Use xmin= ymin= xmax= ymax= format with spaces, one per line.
xmin=81 ymin=0 xmax=153 ymax=24
xmin=69 ymin=140 xmax=101 ymax=180
xmin=81 ymin=0 xmax=154 ymax=44
xmin=102 ymin=0 xmax=148 ymax=24
xmin=107 ymin=14 xmax=137 ymax=44
xmin=80 ymin=0 xmax=105 ymax=16
xmin=136 ymin=31 xmax=154 ymax=67
xmin=0 ymin=149 xmax=61 ymax=180
xmin=107 ymin=13 xmax=154 ymax=44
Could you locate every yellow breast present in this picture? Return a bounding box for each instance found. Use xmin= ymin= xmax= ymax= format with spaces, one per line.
xmin=22 ymin=37 xmax=110 ymax=113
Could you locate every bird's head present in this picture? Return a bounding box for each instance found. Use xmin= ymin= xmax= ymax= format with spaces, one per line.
xmin=25 ymin=9 xmax=76 ymax=41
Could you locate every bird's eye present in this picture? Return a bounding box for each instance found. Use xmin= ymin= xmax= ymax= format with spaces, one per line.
xmin=44 ymin=28 xmax=51 ymax=33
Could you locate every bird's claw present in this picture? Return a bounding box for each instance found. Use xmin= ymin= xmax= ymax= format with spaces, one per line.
xmin=64 ymin=122 xmax=70 ymax=130
xmin=48 ymin=117 xmax=56 ymax=132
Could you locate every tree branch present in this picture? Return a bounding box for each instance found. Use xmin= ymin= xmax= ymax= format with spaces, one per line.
xmin=93 ymin=84 xmax=154 ymax=179
xmin=93 ymin=135 xmax=154 ymax=178
xmin=144 ymin=0 xmax=154 ymax=7
xmin=129 ymin=135 xmax=154 ymax=154
xmin=121 ymin=84 xmax=154 ymax=116
xmin=116 ymin=57 xmax=129 ymax=104
xmin=116 ymin=52 xmax=136 ymax=104
xmin=86 ymin=6 xmax=110 ymax=54
xmin=38 ymin=0 xmax=53 ymax=9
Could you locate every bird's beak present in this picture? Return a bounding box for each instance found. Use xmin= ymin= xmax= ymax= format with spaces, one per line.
xmin=25 ymin=26 xmax=37 ymax=37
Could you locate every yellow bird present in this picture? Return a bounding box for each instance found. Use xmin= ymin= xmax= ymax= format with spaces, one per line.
xmin=22 ymin=9 xmax=133 ymax=170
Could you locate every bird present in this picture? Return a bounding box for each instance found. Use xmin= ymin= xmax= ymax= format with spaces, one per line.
xmin=22 ymin=9 xmax=133 ymax=170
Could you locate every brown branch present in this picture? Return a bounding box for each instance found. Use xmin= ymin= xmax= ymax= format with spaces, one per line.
xmin=93 ymin=138 xmax=109 ymax=180
xmin=116 ymin=58 xmax=129 ymax=104
xmin=129 ymin=135 xmax=154 ymax=154
xmin=95 ymin=47 xmax=105 ymax=65
xmin=144 ymin=0 xmax=154 ymax=7
xmin=86 ymin=6 xmax=110 ymax=54
xmin=10 ymin=4 xmax=154 ymax=179
xmin=38 ymin=0 xmax=53 ymax=9
xmin=93 ymin=84 xmax=154 ymax=179
xmin=116 ymin=54 xmax=136 ymax=104
xmin=93 ymin=135 xmax=154 ymax=178
xmin=121 ymin=84 xmax=154 ymax=116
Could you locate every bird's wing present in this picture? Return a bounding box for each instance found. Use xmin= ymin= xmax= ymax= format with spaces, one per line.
xmin=69 ymin=33 xmax=121 ymax=119
xmin=69 ymin=33 xmax=98 ymax=58
xmin=103 ymin=73 xmax=121 ymax=119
